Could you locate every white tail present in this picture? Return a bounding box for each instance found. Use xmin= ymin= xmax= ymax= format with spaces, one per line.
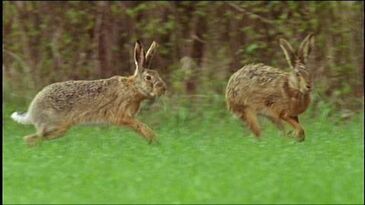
xmin=11 ymin=112 xmax=32 ymax=124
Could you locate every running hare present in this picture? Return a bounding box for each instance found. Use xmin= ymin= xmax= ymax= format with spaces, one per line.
xmin=225 ymin=33 xmax=314 ymax=142
xmin=11 ymin=40 xmax=167 ymax=145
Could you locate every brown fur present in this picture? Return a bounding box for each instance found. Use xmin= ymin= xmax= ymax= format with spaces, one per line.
xmin=225 ymin=33 xmax=314 ymax=141
xmin=11 ymin=41 xmax=167 ymax=146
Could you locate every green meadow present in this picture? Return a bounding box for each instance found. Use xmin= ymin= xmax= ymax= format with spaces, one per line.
xmin=3 ymin=100 xmax=364 ymax=204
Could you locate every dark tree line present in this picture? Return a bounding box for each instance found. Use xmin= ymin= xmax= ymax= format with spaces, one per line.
xmin=3 ymin=1 xmax=364 ymax=111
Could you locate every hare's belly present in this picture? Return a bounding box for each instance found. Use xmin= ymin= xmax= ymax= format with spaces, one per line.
xmin=79 ymin=120 xmax=109 ymax=126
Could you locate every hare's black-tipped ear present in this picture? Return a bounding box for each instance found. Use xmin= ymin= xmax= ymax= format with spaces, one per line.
xmin=134 ymin=40 xmax=145 ymax=75
xmin=298 ymin=33 xmax=314 ymax=64
xmin=279 ymin=38 xmax=296 ymax=69
xmin=145 ymin=41 xmax=158 ymax=69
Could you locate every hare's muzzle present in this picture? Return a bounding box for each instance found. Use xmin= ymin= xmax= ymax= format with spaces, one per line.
xmin=154 ymin=81 xmax=167 ymax=96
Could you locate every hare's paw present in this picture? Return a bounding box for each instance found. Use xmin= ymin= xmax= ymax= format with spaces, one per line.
xmin=295 ymin=129 xmax=305 ymax=142
xmin=286 ymin=129 xmax=305 ymax=142
xmin=141 ymin=125 xmax=158 ymax=143
xmin=149 ymin=137 xmax=160 ymax=145
xmin=243 ymin=133 xmax=262 ymax=142
xmin=24 ymin=134 xmax=42 ymax=147
xmin=285 ymin=130 xmax=296 ymax=138
xmin=296 ymin=137 xmax=305 ymax=142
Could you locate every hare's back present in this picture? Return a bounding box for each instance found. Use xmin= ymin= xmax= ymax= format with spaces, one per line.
xmin=30 ymin=79 xmax=116 ymax=112
xmin=226 ymin=64 xmax=286 ymax=103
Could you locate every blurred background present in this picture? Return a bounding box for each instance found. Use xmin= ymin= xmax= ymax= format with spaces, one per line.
xmin=3 ymin=1 xmax=364 ymax=118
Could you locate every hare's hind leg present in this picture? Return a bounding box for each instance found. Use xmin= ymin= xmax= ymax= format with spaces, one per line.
xmin=243 ymin=109 xmax=261 ymax=137
xmin=24 ymin=124 xmax=70 ymax=146
xmin=236 ymin=108 xmax=261 ymax=138
xmin=23 ymin=124 xmax=47 ymax=146
xmin=24 ymin=133 xmax=42 ymax=146
xmin=41 ymin=125 xmax=70 ymax=141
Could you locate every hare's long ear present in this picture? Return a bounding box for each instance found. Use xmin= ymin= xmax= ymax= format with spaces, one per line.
xmin=279 ymin=38 xmax=296 ymax=69
xmin=144 ymin=41 xmax=158 ymax=69
xmin=298 ymin=33 xmax=314 ymax=64
xmin=134 ymin=40 xmax=145 ymax=75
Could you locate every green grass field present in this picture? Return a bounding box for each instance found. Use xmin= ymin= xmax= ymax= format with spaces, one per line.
xmin=3 ymin=101 xmax=364 ymax=204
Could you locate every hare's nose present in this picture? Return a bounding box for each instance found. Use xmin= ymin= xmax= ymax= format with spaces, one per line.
xmin=155 ymin=82 xmax=166 ymax=90
xmin=306 ymin=85 xmax=311 ymax=89
xmin=155 ymin=82 xmax=163 ymax=87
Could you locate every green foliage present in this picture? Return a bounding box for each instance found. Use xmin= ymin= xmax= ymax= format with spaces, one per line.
xmin=2 ymin=2 xmax=364 ymax=111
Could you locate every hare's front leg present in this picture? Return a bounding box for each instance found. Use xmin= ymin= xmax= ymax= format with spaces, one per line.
xmin=281 ymin=115 xmax=305 ymax=142
xmin=115 ymin=117 xmax=158 ymax=144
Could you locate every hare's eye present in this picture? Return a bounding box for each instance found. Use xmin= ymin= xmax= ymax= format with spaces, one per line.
xmin=145 ymin=75 xmax=152 ymax=81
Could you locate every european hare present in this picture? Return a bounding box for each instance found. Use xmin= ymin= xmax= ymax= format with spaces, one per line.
xmin=226 ymin=33 xmax=314 ymax=142
xmin=11 ymin=40 xmax=167 ymax=145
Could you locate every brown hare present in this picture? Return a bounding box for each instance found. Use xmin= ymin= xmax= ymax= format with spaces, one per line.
xmin=225 ymin=33 xmax=314 ymax=142
xmin=11 ymin=40 xmax=167 ymax=146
